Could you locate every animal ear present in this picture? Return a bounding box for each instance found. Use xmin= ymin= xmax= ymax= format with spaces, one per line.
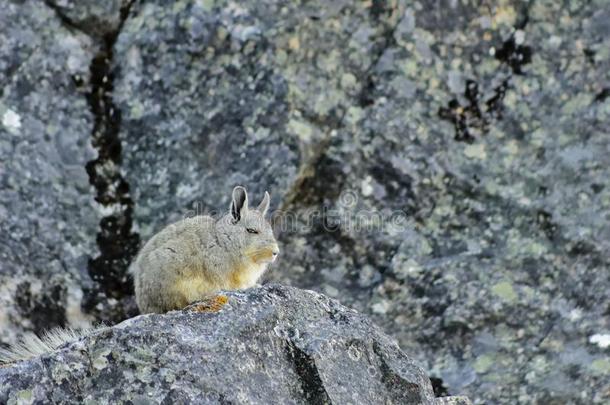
xmin=257 ymin=191 xmax=270 ymax=215
xmin=230 ymin=186 xmax=248 ymax=222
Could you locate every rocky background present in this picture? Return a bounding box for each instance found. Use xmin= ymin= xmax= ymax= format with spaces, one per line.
xmin=0 ymin=0 xmax=608 ymax=403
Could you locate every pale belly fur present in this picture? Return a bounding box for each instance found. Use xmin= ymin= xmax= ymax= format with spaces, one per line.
xmin=173 ymin=261 xmax=267 ymax=308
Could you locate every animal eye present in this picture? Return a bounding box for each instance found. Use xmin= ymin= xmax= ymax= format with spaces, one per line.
xmin=246 ymin=228 xmax=259 ymax=234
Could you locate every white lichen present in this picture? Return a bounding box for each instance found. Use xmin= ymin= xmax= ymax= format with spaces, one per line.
xmin=589 ymin=333 xmax=610 ymax=349
xmin=2 ymin=108 xmax=22 ymax=134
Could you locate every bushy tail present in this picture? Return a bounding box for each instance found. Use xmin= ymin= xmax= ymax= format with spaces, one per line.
xmin=0 ymin=326 xmax=104 ymax=364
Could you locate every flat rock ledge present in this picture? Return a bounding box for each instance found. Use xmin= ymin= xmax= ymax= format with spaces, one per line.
xmin=0 ymin=284 xmax=470 ymax=404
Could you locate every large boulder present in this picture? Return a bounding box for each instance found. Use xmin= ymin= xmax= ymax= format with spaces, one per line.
xmin=266 ymin=2 xmax=610 ymax=403
xmin=0 ymin=285 xmax=470 ymax=405
xmin=113 ymin=0 xmax=398 ymax=238
xmin=45 ymin=0 xmax=130 ymax=40
xmin=0 ymin=0 xmax=99 ymax=345
xmin=1 ymin=0 xmax=609 ymax=403
xmin=112 ymin=0 xmax=610 ymax=402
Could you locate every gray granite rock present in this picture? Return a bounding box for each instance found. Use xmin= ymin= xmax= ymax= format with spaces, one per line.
xmin=1 ymin=0 xmax=608 ymax=403
xmin=270 ymin=1 xmax=610 ymax=403
xmin=112 ymin=0 xmax=610 ymax=403
xmin=113 ymin=0 xmax=398 ymax=239
xmin=0 ymin=0 xmax=99 ymax=346
xmin=45 ymin=0 xmax=129 ymax=39
xmin=0 ymin=285 xmax=468 ymax=405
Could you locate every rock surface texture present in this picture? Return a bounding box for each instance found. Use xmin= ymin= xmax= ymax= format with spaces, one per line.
xmin=0 ymin=285 xmax=469 ymax=405
xmin=1 ymin=0 xmax=609 ymax=403
xmin=0 ymin=0 xmax=100 ymax=344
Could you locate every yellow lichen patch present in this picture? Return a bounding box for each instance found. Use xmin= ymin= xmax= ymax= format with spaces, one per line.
xmin=288 ymin=36 xmax=300 ymax=50
xmin=491 ymin=281 xmax=517 ymax=302
xmin=491 ymin=5 xmax=516 ymax=28
xmin=188 ymin=295 xmax=229 ymax=313
xmin=473 ymin=354 xmax=494 ymax=373
xmin=464 ymin=143 xmax=487 ymax=160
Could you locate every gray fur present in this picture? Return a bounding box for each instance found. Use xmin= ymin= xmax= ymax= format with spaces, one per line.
xmin=257 ymin=191 xmax=270 ymax=215
xmin=0 ymin=326 xmax=106 ymax=364
xmin=131 ymin=186 xmax=279 ymax=313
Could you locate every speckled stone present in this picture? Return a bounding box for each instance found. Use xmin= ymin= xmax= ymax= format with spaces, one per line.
xmin=113 ymin=0 xmax=396 ymax=240
xmin=0 ymin=0 xmax=99 ymax=347
xmin=46 ymin=0 xmax=129 ymax=39
xmin=269 ymin=1 xmax=610 ymax=403
xmin=1 ymin=0 xmax=609 ymax=403
xmin=112 ymin=0 xmax=610 ymax=402
xmin=0 ymin=285 xmax=469 ymax=405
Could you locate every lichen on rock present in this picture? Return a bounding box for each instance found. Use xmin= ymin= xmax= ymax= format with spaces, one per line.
xmin=0 ymin=285 xmax=468 ymax=405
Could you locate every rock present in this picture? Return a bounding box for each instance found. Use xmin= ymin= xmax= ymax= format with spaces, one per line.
xmin=112 ymin=0 xmax=396 ymax=240
xmin=0 ymin=0 xmax=99 ymax=345
xmin=45 ymin=0 xmax=130 ymax=39
xmin=0 ymin=285 xmax=469 ymax=404
xmin=1 ymin=0 xmax=609 ymax=403
xmin=269 ymin=1 xmax=610 ymax=403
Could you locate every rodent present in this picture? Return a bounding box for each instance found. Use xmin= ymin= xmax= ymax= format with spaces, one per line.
xmin=0 ymin=186 xmax=279 ymax=363
xmin=131 ymin=185 xmax=280 ymax=313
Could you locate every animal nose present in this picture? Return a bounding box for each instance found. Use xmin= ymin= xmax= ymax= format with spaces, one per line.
xmin=271 ymin=245 xmax=280 ymax=257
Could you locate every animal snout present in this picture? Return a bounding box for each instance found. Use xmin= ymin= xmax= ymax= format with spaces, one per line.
xmin=271 ymin=244 xmax=280 ymax=260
